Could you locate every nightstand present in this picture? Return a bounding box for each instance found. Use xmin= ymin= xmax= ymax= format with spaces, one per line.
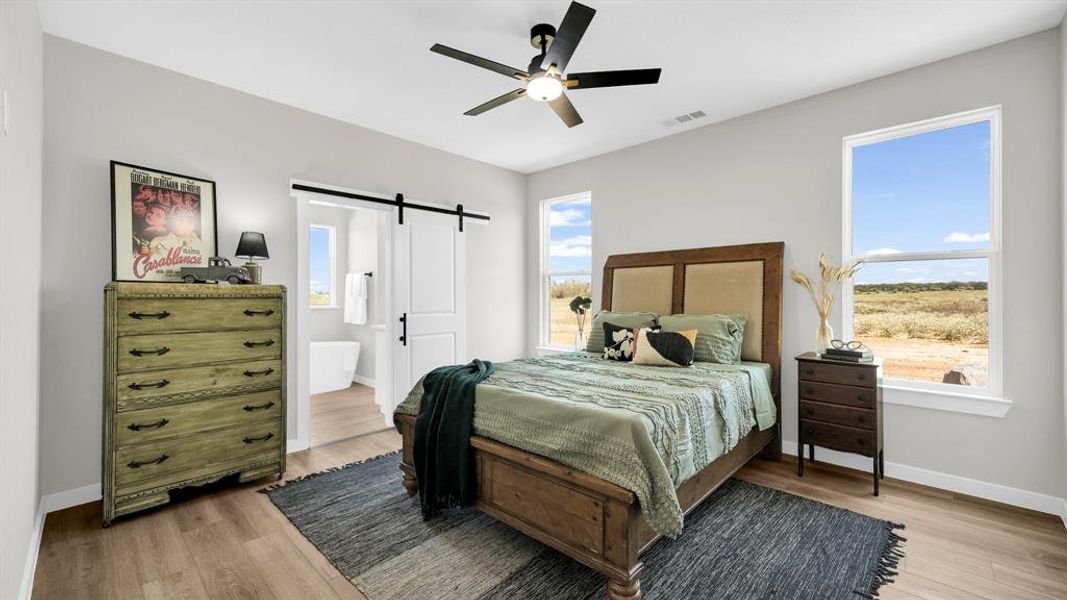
xmin=795 ymin=352 xmax=884 ymax=495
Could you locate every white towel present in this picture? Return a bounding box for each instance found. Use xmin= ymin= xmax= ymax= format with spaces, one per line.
xmin=344 ymin=272 xmax=368 ymax=325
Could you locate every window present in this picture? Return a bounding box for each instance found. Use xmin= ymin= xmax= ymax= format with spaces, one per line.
xmin=843 ymin=107 xmax=1001 ymax=398
xmin=309 ymin=224 xmax=336 ymax=308
xmin=540 ymin=192 xmax=592 ymax=349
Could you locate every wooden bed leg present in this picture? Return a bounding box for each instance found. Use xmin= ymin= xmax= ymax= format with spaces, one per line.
xmin=608 ymin=576 xmax=641 ymax=600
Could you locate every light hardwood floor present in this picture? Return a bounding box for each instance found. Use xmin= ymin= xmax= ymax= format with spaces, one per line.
xmin=311 ymin=383 xmax=391 ymax=448
xmin=32 ymin=436 xmax=1067 ymax=600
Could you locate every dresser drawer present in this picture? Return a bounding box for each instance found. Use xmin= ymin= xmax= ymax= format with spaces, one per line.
xmin=798 ymin=361 xmax=876 ymax=388
xmin=116 ymin=297 xmax=282 ymax=335
xmin=799 ymin=380 xmax=876 ymax=409
xmin=117 ymin=329 xmax=282 ymax=373
xmin=115 ymin=359 xmax=281 ymax=410
xmin=800 ymin=420 xmax=875 ymax=457
xmin=114 ymin=390 xmax=281 ymax=447
xmin=799 ymin=400 xmax=875 ymax=430
xmin=115 ymin=420 xmax=282 ymax=497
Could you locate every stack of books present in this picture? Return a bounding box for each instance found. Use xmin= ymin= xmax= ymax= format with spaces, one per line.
xmin=822 ymin=347 xmax=874 ymax=362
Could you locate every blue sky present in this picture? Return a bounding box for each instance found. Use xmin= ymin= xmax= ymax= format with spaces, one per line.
xmin=309 ymin=226 xmax=331 ymax=294
xmin=548 ymin=197 xmax=592 ymax=274
xmin=852 ymin=120 xmax=990 ymax=285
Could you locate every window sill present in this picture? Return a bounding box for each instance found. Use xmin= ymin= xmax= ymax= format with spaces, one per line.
xmin=883 ymin=384 xmax=1011 ymax=418
xmin=535 ymin=345 xmax=574 ymax=356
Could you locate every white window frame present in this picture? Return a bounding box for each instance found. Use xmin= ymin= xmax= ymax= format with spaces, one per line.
xmin=539 ymin=191 xmax=593 ymax=351
xmin=309 ymin=223 xmax=337 ymax=309
xmin=842 ymin=106 xmax=1008 ymax=416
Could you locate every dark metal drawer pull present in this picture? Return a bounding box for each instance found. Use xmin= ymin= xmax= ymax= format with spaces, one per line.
xmin=805 ymin=368 xmax=814 ymax=375
xmin=857 ymin=437 xmax=867 ymax=445
xmin=129 ymin=346 xmax=170 ymax=357
xmin=243 ymin=339 xmax=275 ymax=348
xmin=243 ymin=368 xmax=275 ymax=377
xmin=243 ymin=433 xmax=275 ymax=444
xmin=128 ymin=379 xmax=170 ymax=390
xmin=128 ymin=310 xmax=171 ymax=320
xmin=805 ymin=428 xmax=814 ymax=436
xmin=243 ymin=401 xmax=275 ymax=412
xmin=127 ymin=418 xmax=169 ymax=431
xmin=127 ymin=454 xmax=169 ymax=469
xmin=243 ymin=308 xmax=275 ymax=316
xmin=856 ymin=415 xmax=866 ymax=423
xmin=856 ymin=373 xmax=866 ymax=381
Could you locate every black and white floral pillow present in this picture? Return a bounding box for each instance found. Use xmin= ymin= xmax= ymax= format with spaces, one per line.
xmin=603 ymin=322 xmax=661 ymax=361
xmin=603 ymin=322 xmax=637 ymax=361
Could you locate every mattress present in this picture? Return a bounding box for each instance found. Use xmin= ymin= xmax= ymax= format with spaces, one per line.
xmin=395 ymin=352 xmax=776 ymax=537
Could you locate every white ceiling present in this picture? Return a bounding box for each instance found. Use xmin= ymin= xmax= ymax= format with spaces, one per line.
xmin=39 ymin=1 xmax=1066 ymax=173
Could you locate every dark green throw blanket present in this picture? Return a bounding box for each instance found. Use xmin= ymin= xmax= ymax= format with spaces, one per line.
xmin=413 ymin=359 xmax=495 ymax=520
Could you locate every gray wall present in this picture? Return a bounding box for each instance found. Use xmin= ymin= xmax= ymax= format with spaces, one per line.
xmin=527 ymin=30 xmax=1065 ymax=499
xmin=40 ymin=36 xmax=527 ymax=497
xmin=0 ymin=1 xmax=43 ymax=596
xmin=307 ymin=202 xmax=379 ymax=381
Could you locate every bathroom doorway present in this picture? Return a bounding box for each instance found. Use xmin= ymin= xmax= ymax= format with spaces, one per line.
xmin=305 ymin=201 xmax=391 ymax=448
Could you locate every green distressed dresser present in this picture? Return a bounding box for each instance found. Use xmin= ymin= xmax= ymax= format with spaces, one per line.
xmin=103 ymin=282 xmax=287 ymax=526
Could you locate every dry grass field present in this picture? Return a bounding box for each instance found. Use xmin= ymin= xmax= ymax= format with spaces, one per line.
xmin=853 ymin=288 xmax=988 ymax=385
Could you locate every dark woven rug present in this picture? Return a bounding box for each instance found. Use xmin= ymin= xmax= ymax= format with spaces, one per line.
xmin=262 ymin=452 xmax=904 ymax=599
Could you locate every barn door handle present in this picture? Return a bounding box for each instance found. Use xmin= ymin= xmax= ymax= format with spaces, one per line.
xmin=128 ymin=379 xmax=170 ymax=390
xmin=243 ymin=339 xmax=275 ymax=348
xmin=243 ymin=308 xmax=275 ymax=316
xmin=243 ymin=368 xmax=275 ymax=377
xmin=128 ymin=311 xmax=170 ymax=320
xmin=399 ymin=313 xmax=407 ymax=346
xmin=129 ymin=346 xmax=170 ymax=357
xmin=243 ymin=401 xmax=275 ymax=412
xmin=127 ymin=454 xmax=169 ymax=469
xmin=127 ymin=418 xmax=169 ymax=431
xmin=243 ymin=433 xmax=275 ymax=444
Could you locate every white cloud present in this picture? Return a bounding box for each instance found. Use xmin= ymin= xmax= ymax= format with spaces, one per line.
xmin=943 ymin=231 xmax=989 ymax=243
xmin=550 ymin=235 xmax=592 ymax=257
xmin=863 ymin=248 xmax=903 ymax=256
xmin=550 ymin=207 xmax=590 ymax=227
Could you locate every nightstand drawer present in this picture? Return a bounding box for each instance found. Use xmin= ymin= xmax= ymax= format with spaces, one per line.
xmin=800 ymin=420 xmax=875 ymax=457
xmin=799 ymin=381 xmax=875 ymax=409
xmin=798 ymin=361 xmax=876 ymax=387
xmin=800 ymin=400 xmax=875 ymax=430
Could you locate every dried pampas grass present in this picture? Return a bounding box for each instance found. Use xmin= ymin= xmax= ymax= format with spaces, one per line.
xmin=791 ymin=253 xmax=861 ymax=321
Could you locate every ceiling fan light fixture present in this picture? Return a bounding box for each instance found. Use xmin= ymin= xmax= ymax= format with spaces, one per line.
xmin=526 ymin=73 xmax=564 ymax=102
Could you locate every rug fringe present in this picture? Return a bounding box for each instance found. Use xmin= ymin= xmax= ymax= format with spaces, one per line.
xmin=853 ymin=521 xmax=907 ymax=599
xmin=257 ymin=450 xmax=402 ymax=493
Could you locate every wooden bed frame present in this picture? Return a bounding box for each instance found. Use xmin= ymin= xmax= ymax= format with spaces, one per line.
xmin=396 ymin=242 xmax=783 ymax=600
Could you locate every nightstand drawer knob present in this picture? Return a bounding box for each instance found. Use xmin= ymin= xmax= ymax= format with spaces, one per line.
xmin=857 ymin=415 xmax=866 ymax=422
xmin=856 ymin=374 xmax=866 ymax=381
xmin=805 ymin=368 xmax=814 ymax=375
xmin=857 ymin=437 xmax=866 ymax=445
xmin=805 ymin=428 xmax=814 ymax=436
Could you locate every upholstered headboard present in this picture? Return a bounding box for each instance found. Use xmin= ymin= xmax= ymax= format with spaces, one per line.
xmin=602 ymin=242 xmax=784 ymax=403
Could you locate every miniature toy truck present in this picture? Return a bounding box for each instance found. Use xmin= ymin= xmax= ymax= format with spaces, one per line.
xmin=179 ymin=257 xmax=252 ymax=284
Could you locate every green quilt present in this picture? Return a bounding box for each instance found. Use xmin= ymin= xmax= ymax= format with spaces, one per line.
xmin=395 ymin=352 xmax=776 ymax=538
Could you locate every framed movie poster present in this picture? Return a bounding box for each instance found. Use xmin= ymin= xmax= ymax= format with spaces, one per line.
xmin=110 ymin=161 xmax=218 ymax=282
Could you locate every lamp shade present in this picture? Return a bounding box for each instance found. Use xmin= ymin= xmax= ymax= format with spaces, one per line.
xmin=235 ymin=231 xmax=269 ymax=260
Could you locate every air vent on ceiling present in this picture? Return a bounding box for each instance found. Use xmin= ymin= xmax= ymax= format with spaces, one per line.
xmin=666 ymin=110 xmax=707 ymax=126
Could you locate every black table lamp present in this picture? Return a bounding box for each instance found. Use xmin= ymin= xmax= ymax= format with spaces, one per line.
xmin=235 ymin=231 xmax=269 ymax=284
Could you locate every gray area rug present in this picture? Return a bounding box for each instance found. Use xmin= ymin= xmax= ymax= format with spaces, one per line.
xmin=262 ymin=452 xmax=904 ymax=599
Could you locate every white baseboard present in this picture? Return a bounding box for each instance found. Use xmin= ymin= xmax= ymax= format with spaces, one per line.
xmin=353 ymin=374 xmax=375 ymax=388
xmin=40 ymin=482 xmax=100 ymax=515
xmin=287 ymin=437 xmax=310 ymax=453
xmin=782 ymin=440 xmax=1066 ymax=520
xmin=19 ymin=507 xmax=45 ymax=600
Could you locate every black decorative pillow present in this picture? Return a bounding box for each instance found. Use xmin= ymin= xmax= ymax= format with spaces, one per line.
xmin=632 ymin=328 xmax=697 ymax=367
xmin=603 ymin=322 xmax=638 ymax=361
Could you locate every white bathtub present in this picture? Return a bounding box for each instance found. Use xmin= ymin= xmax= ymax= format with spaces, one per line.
xmin=310 ymin=341 xmax=362 ymax=395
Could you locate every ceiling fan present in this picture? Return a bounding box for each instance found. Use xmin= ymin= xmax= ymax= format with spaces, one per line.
xmin=430 ymin=1 xmax=662 ymax=128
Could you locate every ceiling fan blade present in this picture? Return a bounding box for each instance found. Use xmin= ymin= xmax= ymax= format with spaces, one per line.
xmin=566 ymin=68 xmax=662 ymax=89
xmin=431 ymin=44 xmax=529 ymax=80
xmin=548 ymin=93 xmax=583 ymax=128
xmin=464 ymin=89 xmax=526 ymax=116
xmin=541 ymin=2 xmax=595 ymax=72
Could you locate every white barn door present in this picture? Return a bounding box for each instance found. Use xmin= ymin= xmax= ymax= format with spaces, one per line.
xmin=392 ymin=208 xmax=466 ymax=409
